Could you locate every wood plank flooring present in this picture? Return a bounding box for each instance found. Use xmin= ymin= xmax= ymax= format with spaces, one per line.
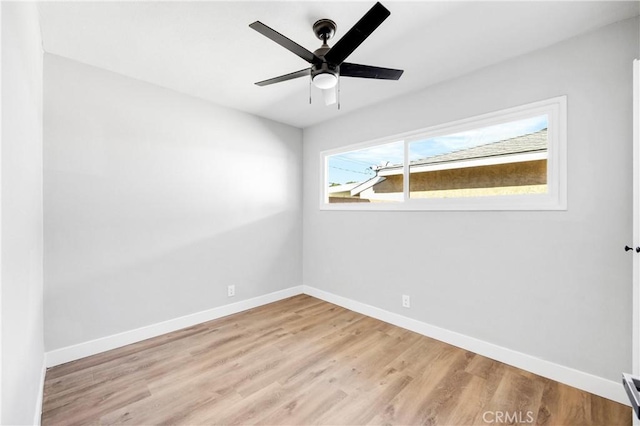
xmin=42 ymin=295 xmax=630 ymax=425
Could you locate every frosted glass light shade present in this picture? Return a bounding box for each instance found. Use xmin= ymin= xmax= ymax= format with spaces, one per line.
xmin=312 ymin=73 xmax=337 ymax=89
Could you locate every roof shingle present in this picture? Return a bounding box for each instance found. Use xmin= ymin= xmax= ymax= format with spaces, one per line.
xmin=410 ymin=128 xmax=547 ymax=167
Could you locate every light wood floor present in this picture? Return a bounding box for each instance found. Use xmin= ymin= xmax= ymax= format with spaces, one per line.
xmin=42 ymin=295 xmax=630 ymax=425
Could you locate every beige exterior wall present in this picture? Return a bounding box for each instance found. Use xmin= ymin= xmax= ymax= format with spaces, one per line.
xmin=410 ymin=184 xmax=547 ymax=199
xmin=408 ymin=160 xmax=546 ymax=192
xmin=331 ymin=159 xmax=547 ymax=202
xmin=329 ymin=196 xmax=370 ymax=203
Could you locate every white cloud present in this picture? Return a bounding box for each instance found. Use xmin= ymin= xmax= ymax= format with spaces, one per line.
xmin=332 ymin=140 xmax=404 ymax=166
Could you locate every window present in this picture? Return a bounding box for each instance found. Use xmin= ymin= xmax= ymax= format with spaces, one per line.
xmin=327 ymin=140 xmax=404 ymax=204
xmin=321 ymin=96 xmax=566 ymax=210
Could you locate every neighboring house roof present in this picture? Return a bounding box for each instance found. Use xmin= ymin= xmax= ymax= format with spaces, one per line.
xmin=376 ymin=128 xmax=548 ymax=176
xmin=342 ymin=128 xmax=548 ymax=197
xmin=327 ymin=182 xmax=361 ymax=194
xmin=411 ymin=128 xmax=547 ymax=167
xmin=350 ymin=176 xmax=387 ymax=196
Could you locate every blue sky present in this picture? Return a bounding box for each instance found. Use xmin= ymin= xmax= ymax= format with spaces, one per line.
xmin=327 ymin=115 xmax=548 ymax=185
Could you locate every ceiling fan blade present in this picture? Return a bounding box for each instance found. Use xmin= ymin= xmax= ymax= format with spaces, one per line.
xmin=323 ymin=2 xmax=390 ymax=66
xmin=255 ymin=68 xmax=311 ymax=86
xmin=249 ymin=21 xmax=321 ymax=64
xmin=322 ymin=88 xmax=337 ymax=105
xmin=340 ymin=62 xmax=403 ymax=80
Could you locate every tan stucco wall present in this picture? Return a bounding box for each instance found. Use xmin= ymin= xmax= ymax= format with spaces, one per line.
xmin=410 ymin=184 xmax=547 ymax=198
xmin=330 ymin=160 xmax=547 ymax=202
xmin=329 ymin=196 xmax=370 ymax=203
xmin=369 ymin=160 xmax=547 ymax=197
xmin=409 ymin=160 xmax=546 ymax=192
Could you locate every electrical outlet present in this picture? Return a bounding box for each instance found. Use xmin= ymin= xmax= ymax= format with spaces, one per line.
xmin=402 ymin=294 xmax=410 ymax=308
xmin=227 ymin=285 xmax=235 ymax=297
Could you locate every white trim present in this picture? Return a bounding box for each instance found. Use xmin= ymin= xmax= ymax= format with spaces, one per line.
xmin=327 ymin=182 xmax=360 ymax=194
xmin=321 ymin=96 xmax=567 ymax=211
xmin=302 ymin=285 xmax=629 ymax=406
xmin=45 ymin=286 xmax=304 ymax=367
xmin=403 ymin=139 xmax=409 ymax=200
xmin=351 ymin=176 xmax=386 ymax=196
xmin=321 ymin=154 xmax=328 ymax=204
xmin=633 ymin=59 xmax=639 ymax=380
xmin=42 ymin=285 xmax=629 ymax=408
xmin=632 ymin=59 xmax=640 ymax=426
xmin=42 ymin=284 xmax=627 ymax=406
xmin=0 ymin=1 xmax=4 ymax=419
xmin=33 ymin=359 xmax=45 ymax=426
xmin=357 ymin=187 xmax=404 ymax=203
xmin=378 ymin=152 xmax=548 ymax=176
xmin=323 ymin=192 xmax=563 ymax=211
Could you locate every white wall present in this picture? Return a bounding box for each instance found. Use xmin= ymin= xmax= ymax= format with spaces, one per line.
xmin=303 ymin=17 xmax=639 ymax=384
xmin=1 ymin=2 xmax=45 ymax=424
xmin=44 ymin=55 xmax=302 ymax=351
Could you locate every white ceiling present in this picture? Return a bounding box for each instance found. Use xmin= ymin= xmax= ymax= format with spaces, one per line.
xmin=37 ymin=1 xmax=639 ymax=128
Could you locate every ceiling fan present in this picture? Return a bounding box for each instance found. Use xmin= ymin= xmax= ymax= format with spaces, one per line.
xmin=249 ymin=2 xmax=403 ymax=106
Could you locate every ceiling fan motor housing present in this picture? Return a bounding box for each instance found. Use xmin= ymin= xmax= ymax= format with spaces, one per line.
xmin=313 ymin=19 xmax=337 ymax=43
xmin=312 ymin=23 xmax=339 ymax=89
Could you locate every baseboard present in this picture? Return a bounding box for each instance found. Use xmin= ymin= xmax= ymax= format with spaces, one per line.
xmin=33 ymin=357 xmax=46 ymax=426
xmin=302 ymin=285 xmax=629 ymax=406
xmin=45 ymin=286 xmax=304 ymax=367
xmin=43 ymin=283 xmax=627 ymax=406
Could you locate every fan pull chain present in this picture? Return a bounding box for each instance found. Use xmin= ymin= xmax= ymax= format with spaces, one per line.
xmin=309 ymin=77 xmax=312 ymax=105
xmin=337 ymin=77 xmax=341 ymax=110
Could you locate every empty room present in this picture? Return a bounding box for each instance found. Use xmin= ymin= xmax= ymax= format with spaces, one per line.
xmin=3 ymin=1 xmax=640 ymax=424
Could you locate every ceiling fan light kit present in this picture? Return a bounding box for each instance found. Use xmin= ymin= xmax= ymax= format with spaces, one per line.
xmin=249 ymin=2 xmax=403 ymax=107
xmin=312 ymin=72 xmax=337 ymax=90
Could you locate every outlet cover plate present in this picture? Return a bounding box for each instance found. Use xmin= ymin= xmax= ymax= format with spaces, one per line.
xmin=402 ymin=294 xmax=410 ymax=308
